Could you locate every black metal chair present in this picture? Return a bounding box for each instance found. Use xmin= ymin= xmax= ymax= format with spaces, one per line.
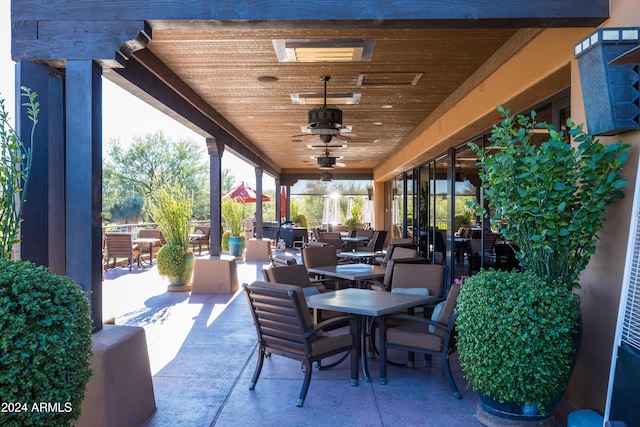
xmin=244 ymin=281 xmax=359 ymax=407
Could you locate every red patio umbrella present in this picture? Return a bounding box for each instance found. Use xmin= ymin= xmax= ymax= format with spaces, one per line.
xmin=224 ymin=182 xmax=270 ymax=202
xmin=280 ymin=186 xmax=287 ymax=219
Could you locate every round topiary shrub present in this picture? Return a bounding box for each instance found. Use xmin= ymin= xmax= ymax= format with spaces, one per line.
xmin=456 ymin=269 xmax=580 ymax=413
xmin=0 ymin=258 xmax=93 ymax=426
xmin=156 ymin=244 xmax=186 ymax=278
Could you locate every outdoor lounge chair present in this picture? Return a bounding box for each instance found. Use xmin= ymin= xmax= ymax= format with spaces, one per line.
xmin=243 ymin=281 xmax=359 ymax=407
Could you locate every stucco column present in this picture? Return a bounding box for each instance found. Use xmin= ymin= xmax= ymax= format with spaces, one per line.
xmin=207 ymin=138 xmax=224 ymax=257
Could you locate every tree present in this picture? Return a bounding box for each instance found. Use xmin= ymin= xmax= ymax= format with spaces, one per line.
xmin=103 ymin=131 xmax=209 ymax=220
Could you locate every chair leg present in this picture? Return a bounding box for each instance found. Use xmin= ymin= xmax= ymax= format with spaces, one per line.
xmin=297 ymin=359 xmax=313 ymax=407
xmin=443 ymin=353 xmax=461 ymax=399
xmin=249 ymin=348 xmax=265 ymax=390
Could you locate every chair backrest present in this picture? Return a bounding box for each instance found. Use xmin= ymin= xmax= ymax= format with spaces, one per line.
xmin=312 ymin=228 xmax=326 ymax=241
xmin=379 ymin=244 xmax=419 ymax=266
xmin=138 ymin=228 xmax=161 ymax=239
xmin=302 ymin=245 xmax=339 ymax=268
xmin=388 ymin=262 xmax=445 ymax=299
xmin=389 ymin=238 xmax=414 ymax=246
xmin=264 ymin=264 xmax=315 ymax=289
xmin=362 ymin=230 xmax=387 ymax=252
xmin=105 ymin=233 xmax=135 ymax=257
xmin=355 ymin=229 xmax=374 ymax=239
xmin=269 ymin=254 xmax=298 ymax=267
xmin=193 ymin=225 xmax=211 ymax=238
xmin=318 ymin=232 xmax=343 ymax=250
xmin=433 ymin=281 xmax=461 ymax=338
xmin=243 ymin=281 xmax=316 ymax=357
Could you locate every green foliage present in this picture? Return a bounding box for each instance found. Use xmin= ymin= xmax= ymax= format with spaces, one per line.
xmin=0 ymin=258 xmax=93 ymax=426
xmin=156 ymin=244 xmax=186 ymax=278
xmin=108 ymin=197 xmax=143 ymax=223
xmin=221 ymin=198 xmax=246 ymax=236
xmin=102 ymin=131 xmax=209 ymax=220
xmin=221 ymin=231 xmax=231 ymax=252
xmin=0 ymin=88 xmax=39 ymax=258
xmin=344 ymin=217 xmax=358 ymax=231
xmin=469 ymin=107 xmax=629 ymax=290
xmin=292 ymin=213 xmax=308 ymax=228
xmin=146 ymin=180 xmax=193 ymax=252
xmin=456 ymin=270 xmax=580 ymax=411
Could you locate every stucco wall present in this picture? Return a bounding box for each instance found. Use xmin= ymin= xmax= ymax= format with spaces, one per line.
xmin=567 ymin=0 xmax=640 ymax=411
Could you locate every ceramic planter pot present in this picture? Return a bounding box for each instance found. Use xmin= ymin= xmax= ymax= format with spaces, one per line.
xmin=167 ymin=252 xmax=195 ymax=291
xmin=228 ymin=236 xmax=245 ymax=257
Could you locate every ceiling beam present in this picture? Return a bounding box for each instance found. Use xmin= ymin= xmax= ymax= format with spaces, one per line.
xmin=13 ymin=1 xmax=609 ymax=28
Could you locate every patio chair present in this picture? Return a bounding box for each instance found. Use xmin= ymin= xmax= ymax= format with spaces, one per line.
xmin=104 ymin=232 xmax=141 ymax=271
xmin=190 ymin=225 xmax=211 ymax=255
xmin=243 ymin=281 xmax=359 ymax=407
xmin=360 ymin=230 xmax=387 ymax=253
xmin=379 ymin=280 xmax=462 ymax=399
xmin=469 ymin=232 xmax=499 ymax=271
xmin=374 ymin=243 xmax=419 ymax=266
xmin=263 ymin=264 xmax=349 ymax=329
xmin=318 ymin=231 xmax=344 ymax=251
xmin=301 ymin=245 xmax=350 ymax=289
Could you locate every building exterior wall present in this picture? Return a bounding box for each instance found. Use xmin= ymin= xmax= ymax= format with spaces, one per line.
xmin=372 ymin=0 xmax=640 ymax=412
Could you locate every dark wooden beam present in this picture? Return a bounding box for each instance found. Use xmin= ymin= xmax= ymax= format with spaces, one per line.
xmin=11 ymin=19 xmax=148 ymax=65
xmin=106 ymin=52 xmax=280 ymax=177
xmin=65 ymin=60 xmax=104 ymax=331
xmin=12 ymin=1 xmax=609 ymax=28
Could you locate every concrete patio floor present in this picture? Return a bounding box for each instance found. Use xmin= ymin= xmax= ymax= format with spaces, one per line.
xmin=102 ymin=253 xmax=571 ymax=426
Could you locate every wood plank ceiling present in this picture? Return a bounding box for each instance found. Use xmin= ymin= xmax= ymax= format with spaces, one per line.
xmin=138 ymin=24 xmax=519 ymax=175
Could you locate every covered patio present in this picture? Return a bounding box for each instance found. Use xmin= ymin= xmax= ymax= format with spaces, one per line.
xmin=102 ymin=256 xmax=573 ymax=426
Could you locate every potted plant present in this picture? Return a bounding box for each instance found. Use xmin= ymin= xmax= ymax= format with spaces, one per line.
xmin=0 ymin=89 xmax=94 ymax=426
xmin=146 ymin=180 xmax=195 ymax=291
xmin=222 ymin=197 xmax=246 ymax=257
xmin=457 ymin=107 xmax=629 ymax=425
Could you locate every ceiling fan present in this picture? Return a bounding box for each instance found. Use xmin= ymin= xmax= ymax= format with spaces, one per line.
xmin=314 ymin=146 xmax=346 ymax=170
xmin=292 ymin=76 xmax=351 ymax=144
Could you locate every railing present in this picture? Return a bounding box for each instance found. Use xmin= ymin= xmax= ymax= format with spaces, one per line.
xmin=102 ymin=220 xmax=210 ymax=237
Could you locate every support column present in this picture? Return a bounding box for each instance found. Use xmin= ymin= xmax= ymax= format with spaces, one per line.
xmin=65 ymin=60 xmax=103 ymax=331
xmin=15 ymin=61 xmax=65 ymax=272
xmin=207 ymin=138 xmax=224 ymax=257
xmin=254 ymin=167 xmax=264 ymax=239
xmin=275 ymin=178 xmax=281 ymax=226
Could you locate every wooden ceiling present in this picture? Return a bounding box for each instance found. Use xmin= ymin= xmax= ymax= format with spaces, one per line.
xmin=138 ymin=24 xmax=519 ymax=175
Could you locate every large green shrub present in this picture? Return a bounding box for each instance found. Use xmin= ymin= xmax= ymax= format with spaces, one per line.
xmin=456 ymin=269 xmax=579 ymax=411
xmin=470 ymin=107 xmax=629 ymax=289
xmin=0 ymin=258 xmax=93 ymax=426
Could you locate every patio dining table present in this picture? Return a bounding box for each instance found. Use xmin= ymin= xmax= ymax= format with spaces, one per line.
xmin=306 ymin=263 xmax=385 ymax=288
xmin=132 ymin=237 xmax=161 ymax=266
xmin=307 ymin=288 xmax=433 ymax=383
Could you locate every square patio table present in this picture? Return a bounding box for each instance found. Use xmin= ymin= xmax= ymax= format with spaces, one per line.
xmin=306 ymin=263 xmax=386 ymax=287
xmin=307 ymin=288 xmax=433 ymax=383
xmin=133 ymin=237 xmax=161 ymax=266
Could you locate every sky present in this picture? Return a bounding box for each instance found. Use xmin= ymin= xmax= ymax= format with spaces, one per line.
xmin=1 ymin=2 xmax=272 ymax=191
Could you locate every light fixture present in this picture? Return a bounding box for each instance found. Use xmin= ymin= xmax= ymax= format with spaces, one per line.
xmin=321 ymin=172 xmax=333 ymax=182
xmin=290 ymin=92 xmax=361 ymax=105
xmin=273 ymin=39 xmax=375 ymax=62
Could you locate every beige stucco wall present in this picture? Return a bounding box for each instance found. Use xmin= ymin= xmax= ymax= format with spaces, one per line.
xmin=567 ymin=0 xmax=640 ymax=412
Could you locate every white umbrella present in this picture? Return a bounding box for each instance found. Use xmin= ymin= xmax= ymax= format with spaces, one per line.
xmin=346 ymin=196 xmax=354 ymax=220
xmin=361 ymin=199 xmax=373 ymax=227
xmin=322 ymin=194 xmax=341 ymax=227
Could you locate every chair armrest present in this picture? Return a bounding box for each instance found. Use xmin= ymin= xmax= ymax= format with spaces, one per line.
xmin=360 ymin=279 xmax=386 ymax=291
xmin=307 ymin=315 xmax=358 ymax=337
xmin=381 ymin=313 xmax=454 ymax=335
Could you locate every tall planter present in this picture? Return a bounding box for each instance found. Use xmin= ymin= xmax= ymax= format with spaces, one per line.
xmin=228 ymin=236 xmax=245 ymax=257
xmin=461 ymin=107 xmax=629 ymax=425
